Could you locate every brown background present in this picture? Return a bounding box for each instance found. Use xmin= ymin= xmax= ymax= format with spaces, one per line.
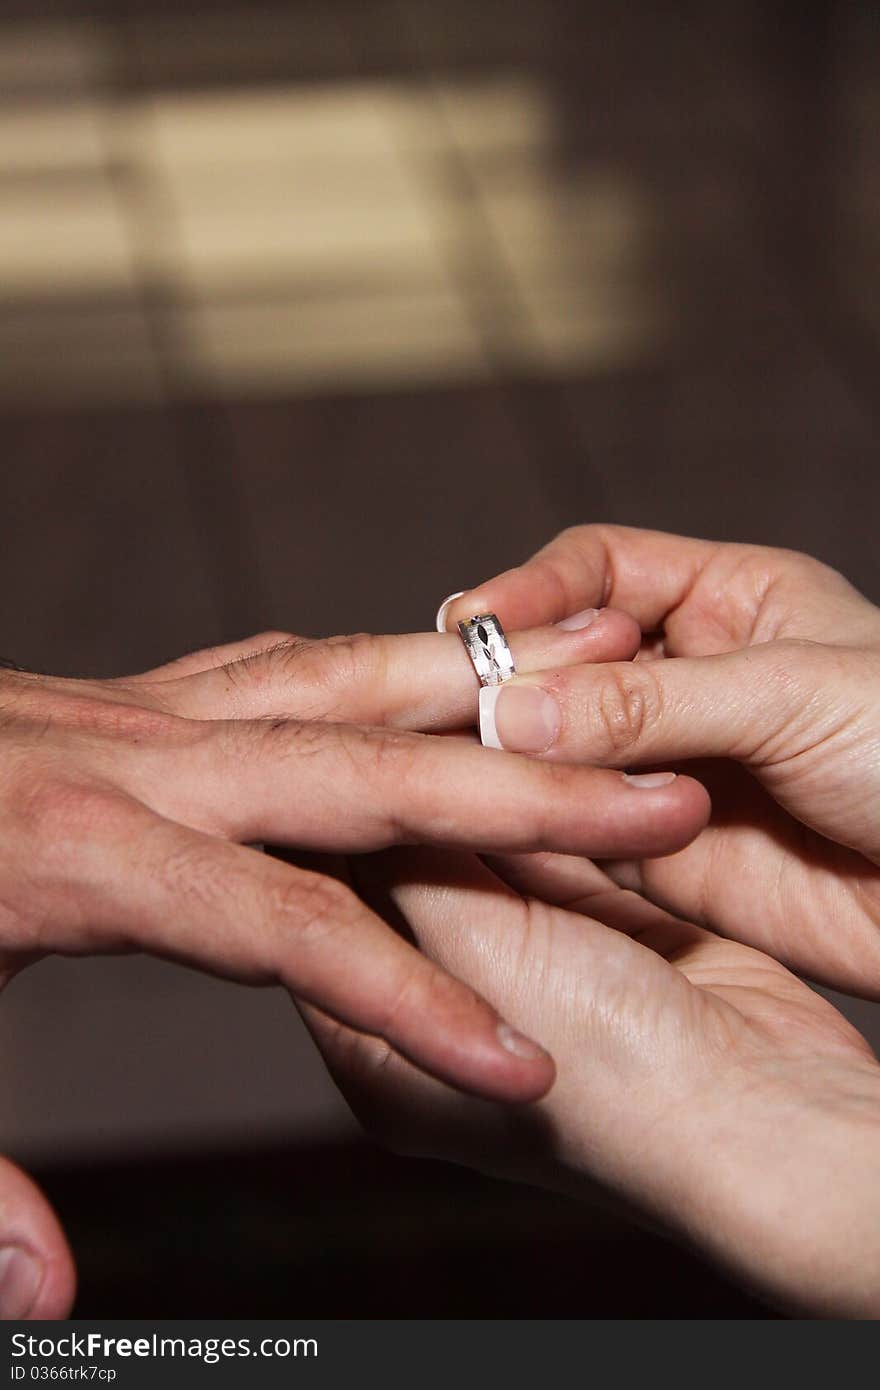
xmin=0 ymin=0 xmax=878 ymax=1315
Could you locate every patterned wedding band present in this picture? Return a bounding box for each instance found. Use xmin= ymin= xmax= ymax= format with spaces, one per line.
xmin=457 ymin=614 xmax=516 ymax=687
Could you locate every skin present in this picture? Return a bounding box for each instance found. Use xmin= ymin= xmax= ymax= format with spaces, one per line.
xmin=441 ymin=525 xmax=880 ymax=996
xmin=303 ymin=527 xmax=880 ymax=1317
xmin=306 ymin=843 xmax=880 ymax=1318
xmin=0 ymin=609 xmax=709 ymax=1317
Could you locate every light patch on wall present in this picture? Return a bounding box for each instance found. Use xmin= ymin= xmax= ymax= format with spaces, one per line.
xmin=0 ymin=70 xmax=663 ymax=403
xmin=140 ymin=85 xmax=449 ymax=294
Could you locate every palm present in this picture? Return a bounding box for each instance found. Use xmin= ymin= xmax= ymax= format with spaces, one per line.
xmin=617 ymin=758 xmax=880 ymax=996
xmin=309 ymin=848 xmax=877 ymax=1202
xmin=305 ymin=847 xmax=880 ymax=1313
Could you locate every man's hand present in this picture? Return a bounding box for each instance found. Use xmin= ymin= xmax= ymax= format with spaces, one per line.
xmin=439 ymin=525 xmax=880 ymax=995
xmin=305 ymin=845 xmax=880 ymax=1318
xmin=0 ymin=611 xmax=710 ymax=1315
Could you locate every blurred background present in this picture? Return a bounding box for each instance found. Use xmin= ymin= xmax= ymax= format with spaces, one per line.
xmin=0 ymin=0 xmax=878 ymax=1316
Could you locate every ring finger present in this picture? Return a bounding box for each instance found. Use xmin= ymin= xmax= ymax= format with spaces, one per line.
xmin=132 ymin=608 xmax=642 ymax=731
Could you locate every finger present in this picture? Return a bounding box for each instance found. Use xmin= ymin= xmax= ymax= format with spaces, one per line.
xmin=282 ymin=852 xmax=555 ymax=1158
xmin=65 ymin=798 xmax=554 ymax=1103
xmin=358 ymin=847 xmax=801 ymax=1039
xmin=122 ymin=632 xmax=297 ymax=684
xmin=296 ymin=1000 xmax=495 ymax=1162
xmin=143 ymin=609 xmax=642 ymax=726
xmin=439 ymin=525 xmax=718 ymax=634
xmin=481 ymin=850 xmax=863 ymax=1041
xmin=482 ymin=851 xmax=710 ymax=960
xmin=304 ymin=849 xmax=727 ymax=1208
xmin=601 ymin=760 xmax=880 ymax=998
xmin=439 ymin=524 xmax=880 ymax=652
xmin=0 ymin=1157 xmax=76 ymax=1318
xmin=133 ymin=717 xmax=711 ymax=860
xmin=474 ymin=641 xmax=855 ymax=773
xmin=351 ymin=846 xmax=687 ymax=1045
xmin=606 ymin=823 xmax=880 ymax=998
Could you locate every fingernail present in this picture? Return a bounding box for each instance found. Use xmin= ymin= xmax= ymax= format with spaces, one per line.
xmin=480 ymin=683 xmax=561 ymax=753
xmin=497 ymin=1021 xmax=548 ymax=1062
xmin=435 ymin=591 xmax=466 ymax=633
xmin=557 ymin=607 xmax=600 ymax=630
xmin=0 ymin=1246 xmax=43 ymax=1319
xmin=623 ymin=771 xmax=677 ymax=788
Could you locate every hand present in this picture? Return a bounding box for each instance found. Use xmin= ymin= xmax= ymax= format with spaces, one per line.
xmin=439 ymin=525 xmax=880 ymax=995
xmin=305 ymin=846 xmax=880 ymax=1317
xmin=0 ymin=613 xmax=709 ymax=1316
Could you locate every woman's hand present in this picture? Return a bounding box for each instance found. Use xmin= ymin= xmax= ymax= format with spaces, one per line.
xmin=305 ymin=846 xmax=880 ymax=1318
xmin=439 ymin=525 xmax=880 ymax=995
xmin=0 ymin=611 xmax=710 ymax=1316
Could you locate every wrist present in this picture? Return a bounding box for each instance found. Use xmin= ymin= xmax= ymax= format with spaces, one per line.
xmin=543 ymin=1050 xmax=880 ymax=1317
xmin=673 ymin=1055 xmax=880 ymax=1316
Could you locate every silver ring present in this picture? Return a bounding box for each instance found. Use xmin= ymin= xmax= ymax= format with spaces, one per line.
xmin=457 ymin=614 xmax=516 ymax=687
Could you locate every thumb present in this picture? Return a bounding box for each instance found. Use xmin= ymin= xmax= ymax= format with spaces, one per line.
xmin=476 ymin=639 xmax=880 ymax=856
xmin=0 ymin=1155 xmax=76 ymax=1318
xmin=478 ymin=639 xmax=862 ymax=771
xmin=434 ymin=525 xmax=715 ymax=634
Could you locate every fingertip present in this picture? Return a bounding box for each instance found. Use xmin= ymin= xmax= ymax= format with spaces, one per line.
xmin=411 ymin=999 xmax=556 ymax=1104
xmin=485 ymin=1023 xmax=557 ymax=1102
xmin=678 ymin=772 xmax=713 ymax=836
xmin=578 ymin=606 xmax=642 ymax=661
xmin=629 ymin=772 xmax=711 ymax=852
xmin=0 ymin=1157 xmax=76 ymax=1320
xmin=435 ymin=591 xmax=466 ymax=633
xmin=610 ymin=607 xmax=643 ymax=660
xmin=569 ymin=767 xmax=711 ymax=861
xmin=441 ymin=582 xmax=504 ymax=632
xmin=507 ymin=1056 xmax=557 ymax=1103
xmin=30 ymin=1242 xmax=77 ymax=1320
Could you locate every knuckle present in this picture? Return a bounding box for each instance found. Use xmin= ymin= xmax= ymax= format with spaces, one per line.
xmin=241 ymin=633 xmax=386 ymax=721
xmin=380 ymin=958 xmax=473 ymax=1039
xmin=359 ymin=727 xmax=425 ymax=834
xmin=774 ymin=546 xmax=828 ymax=580
xmin=237 ymin=636 xmax=311 ymax=686
xmin=761 ymin=636 xmax=829 ymax=689
xmin=244 ymin=630 xmax=297 ymax=649
xmin=761 ymin=636 xmax=854 ymax=707
xmin=527 ymin=555 xmax=576 ymax=615
xmin=298 ymin=633 xmax=387 ymax=718
xmin=253 ymin=716 xmax=331 ymax=761
xmin=323 ymin=723 xmax=423 ymax=834
xmin=271 ymin=868 xmax=357 ymax=952
xmin=763 ymin=546 xmax=843 ymax=600
xmin=592 ymin=664 xmax=661 ymax=759
xmin=18 ymin=777 xmax=142 ymax=852
xmin=208 ymin=714 xmax=330 ymax=778
xmin=544 ymin=523 xmax=617 ymax=607
xmin=737 ymin=639 xmax=840 ymax=761
xmin=361 ymin=723 xmax=420 ymax=778
xmin=213 ymin=638 xmax=312 ymax=710
xmin=558 ymin=522 xmax=600 ymax=548
xmin=23 ymin=779 xmax=108 ymax=835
